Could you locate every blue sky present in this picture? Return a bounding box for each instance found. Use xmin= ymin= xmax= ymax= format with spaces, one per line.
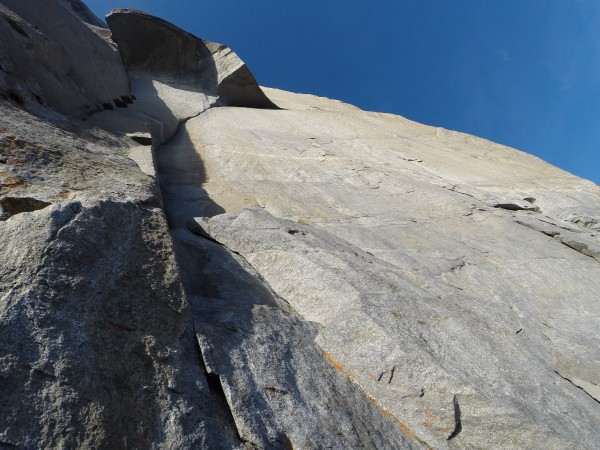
xmin=86 ymin=1 xmax=600 ymax=184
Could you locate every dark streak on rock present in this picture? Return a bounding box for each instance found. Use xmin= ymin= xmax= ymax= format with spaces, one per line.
xmin=388 ymin=366 xmax=396 ymax=384
xmin=107 ymin=321 xmax=136 ymax=332
xmin=554 ymin=370 xmax=600 ymax=405
xmin=447 ymin=395 xmax=462 ymax=440
xmin=494 ymin=203 xmax=539 ymax=211
xmin=3 ymin=16 xmax=29 ymax=38
xmin=0 ymin=197 xmax=51 ymax=219
xmin=263 ymin=387 xmax=288 ymax=395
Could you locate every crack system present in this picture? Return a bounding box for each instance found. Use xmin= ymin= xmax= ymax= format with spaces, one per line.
xmin=147 ymin=108 xmax=250 ymax=445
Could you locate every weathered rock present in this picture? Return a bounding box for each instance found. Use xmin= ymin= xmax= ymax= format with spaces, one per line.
xmin=169 ymin=88 xmax=600 ymax=448
xmin=0 ymin=100 xmax=252 ymax=448
xmin=0 ymin=0 xmax=129 ymax=116
xmin=107 ymin=8 xmax=275 ymax=109
xmin=1 ymin=1 xmax=599 ymax=449
xmin=87 ymin=9 xmax=277 ymax=146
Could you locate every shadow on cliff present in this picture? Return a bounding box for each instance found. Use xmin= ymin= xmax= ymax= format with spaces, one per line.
xmin=94 ymin=9 xmax=403 ymax=447
xmin=156 ymin=119 xmax=225 ymax=226
xmin=107 ymin=8 xmax=277 ymax=112
xmin=151 ymin=104 xmax=417 ymax=447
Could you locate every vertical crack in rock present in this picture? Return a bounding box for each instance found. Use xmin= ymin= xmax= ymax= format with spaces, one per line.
xmin=3 ymin=2 xmax=599 ymax=448
xmin=129 ymin=108 xmax=250 ymax=446
xmin=192 ymin=323 xmax=245 ymax=447
xmin=447 ymin=395 xmax=462 ymax=440
xmin=95 ymin=10 xmax=283 ymax=444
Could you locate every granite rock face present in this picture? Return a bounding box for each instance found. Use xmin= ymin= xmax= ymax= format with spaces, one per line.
xmin=1 ymin=2 xmax=600 ymax=449
xmin=86 ymin=9 xmax=277 ymax=147
xmin=0 ymin=0 xmax=129 ymax=116
xmin=172 ymin=93 xmax=600 ymax=449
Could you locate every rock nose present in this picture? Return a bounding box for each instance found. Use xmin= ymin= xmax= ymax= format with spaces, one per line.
xmin=106 ymin=8 xmax=278 ymax=109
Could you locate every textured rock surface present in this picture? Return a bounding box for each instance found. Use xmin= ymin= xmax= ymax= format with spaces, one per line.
xmin=173 ymin=89 xmax=600 ymax=449
xmin=1 ymin=1 xmax=599 ymax=449
xmin=86 ymin=9 xmax=276 ymax=147
xmin=0 ymin=103 xmax=236 ymax=449
xmin=0 ymin=0 xmax=129 ymax=116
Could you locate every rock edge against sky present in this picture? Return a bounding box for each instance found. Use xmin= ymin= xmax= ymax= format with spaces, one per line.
xmin=0 ymin=1 xmax=599 ymax=448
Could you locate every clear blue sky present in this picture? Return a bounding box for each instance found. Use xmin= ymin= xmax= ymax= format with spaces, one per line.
xmin=86 ymin=1 xmax=600 ymax=185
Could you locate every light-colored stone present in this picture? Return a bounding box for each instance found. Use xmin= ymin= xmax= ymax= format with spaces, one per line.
xmin=1 ymin=2 xmax=599 ymax=448
xmin=87 ymin=9 xmax=277 ymax=147
xmin=174 ymin=96 xmax=600 ymax=448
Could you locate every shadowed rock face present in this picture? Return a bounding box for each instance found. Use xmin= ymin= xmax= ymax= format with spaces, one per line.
xmin=58 ymin=0 xmax=106 ymax=27
xmin=1 ymin=1 xmax=600 ymax=449
xmin=107 ymin=9 xmax=277 ymax=109
xmin=85 ymin=9 xmax=277 ymax=149
xmin=0 ymin=0 xmax=129 ymax=116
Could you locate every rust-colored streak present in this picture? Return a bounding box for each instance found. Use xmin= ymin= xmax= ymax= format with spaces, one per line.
xmin=323 ymin=351 xmax=344 ymax=372
xmin=423 ymin=410 xmax=435 ymax=429
xmin=323 ymin=351 xmax=423 ymax=445
xmin=1 ymin=176 xmax=29 ymax=195
xmin=398 ymin=421 xmax=418 ymax=442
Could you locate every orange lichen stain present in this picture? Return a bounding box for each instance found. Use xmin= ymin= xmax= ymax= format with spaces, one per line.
xmin=60 ymin=192 xmax=71 ymax=199
xmin=1 ymin=175 xmax=28 ymax=193
xmin=423 ymin=410 xmax=436 ymax=429
xmin=323 ymin=351 xmax=343 ymax=372
xmin=369 ymin=373 xmax=376 ymax=381
xmin=381 ymin=407 xmax=394 ymax=418
xmin=398 ymin=421 xmax=418 ymax=441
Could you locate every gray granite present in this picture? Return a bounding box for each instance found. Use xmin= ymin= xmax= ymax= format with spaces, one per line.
xmin=0 ymin=0 xmax=129 ymax=116
xmin=1 ymin=2 xmax=599 ymax=448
